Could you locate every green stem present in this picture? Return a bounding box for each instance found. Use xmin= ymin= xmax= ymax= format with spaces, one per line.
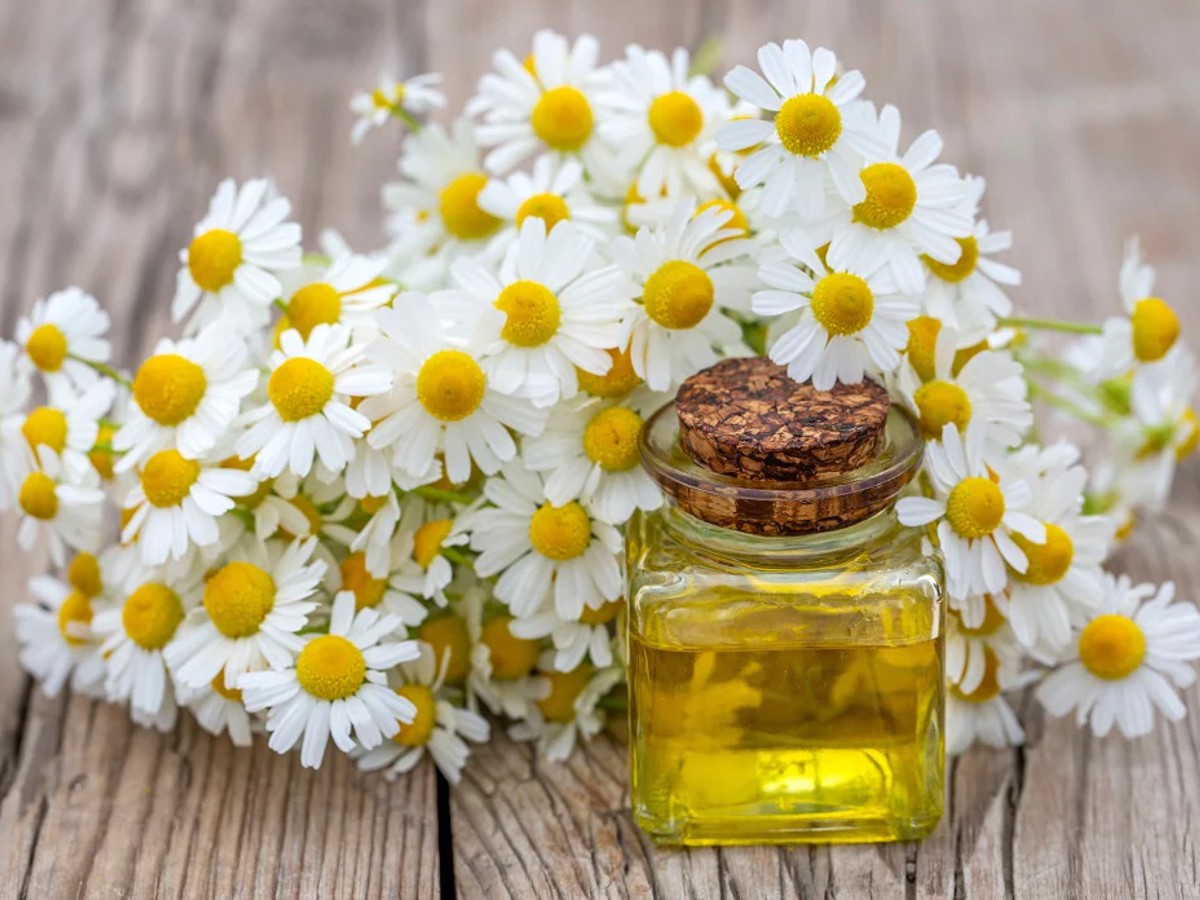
xmin=442 ymin=547 xmax=473 ymax=567
xmin=1026 ymin=381 xmax=1114 ymax=429
xmin=273 ymin=297 xmax=289 ymax=313
xmin=75 ymin=356 xmax=131 ymax=387
xmin=393 ymin=107 xmax=422 ymax=132
xmin=414 ymin=485 xmax=476 ymax=505
xmin=998 ymin=316 xmax=1102 ymax=336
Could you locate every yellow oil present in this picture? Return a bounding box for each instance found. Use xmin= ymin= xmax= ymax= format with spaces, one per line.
xmin=628 ymin=589 xmax=944 ymax=845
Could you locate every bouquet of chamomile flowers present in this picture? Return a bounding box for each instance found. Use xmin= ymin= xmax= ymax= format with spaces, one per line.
xmin=8 ymin=32 xmax=1200 ymax=781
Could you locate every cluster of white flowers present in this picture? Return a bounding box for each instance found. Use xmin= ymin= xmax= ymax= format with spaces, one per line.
xmin=8 ymin=33 xmax=1200 ymax=780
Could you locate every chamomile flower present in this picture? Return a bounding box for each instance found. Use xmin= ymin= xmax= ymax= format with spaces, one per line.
xmin=381 ymin=502 xmax=469 ymax=605
xmin=5 ymin=378 xmax=115 ymax=476
xmin=350 ymin=72 xmax=445 ymax=144
xmin=469 ymin=461 xmax=622 ymax=620
xmin=278 ymin=253 xmax=397 ymax=341
xmin=1037 ymin=575 xmax=1200 ymax=738
xmin=172 ymin=178 xmax=302 ymax=331
xmin=335 ymin=545 xmax=429 ymax=633
xmin=14 ymin=448 xmax=104 ymax=566
xmin=467 ymin=604 xmax=545 ymax=718
xmin=1120 ymin=347 xmax=1199 ymax=508
xmin=821 ymin=105 xmax=972 ymax=295
xmin=436 ymin=218 xmax=630 ymax=406
xmin=164 ymin=537 xmax=326 ymax=689
xmin=509 ymin=662 xmax=622 ymax=761
xmin=610 ymin=201 xmax=758 ymax=391
xmin=510 ymin=597 xmax=623 ymax=672
xmin=946 ymin=599 xmax=1023 ymax=692
xmin=755 ymin=233 xmax=918 ymax=390
xmin=718 ymin=40 xmax=883 ymax=218
xmin=468 ymin=30 xmax=612 ymax=175
xmin=897 ymin=423 xmax=1046 ymax=601
xmin=177 ymin=672 xmax=255 ymax=746
xmin=237 ymin=324 xmax=391 ymax=478
xmin=239 ymin=591 xmax=421 ymax=769
xmin=120 ymin=451 xmax=258 ymax=566
xmin=946 ymin=648 xmax=1030 ymax=755
xmin=598 ymin=45 xmax=731 ymax=199
xmin=521 ymin=395 xmax=663 ymax=524
xmin=362 ymin=295 xmax=548 ymax=484
xmin=15 ymin=570 xmax=106 ymax=698
xmin=15 ymin=287 xmax=112 ymax=401
xmin=354 ymin=645 xmax=490 ymax=783
xmin=1088 ymin=237 xmax=1180 ymax=380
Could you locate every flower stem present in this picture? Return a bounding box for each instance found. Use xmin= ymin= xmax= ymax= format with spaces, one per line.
xmin=998 ymin=316 xmax=1103 ymax=336
xmin=1026 ymin=381 xmax=1114 ymax=428
xmin=76 ymin=356 xmax=132 ymax=388
xmin=414 ymin=485 xmax=475 ymax=505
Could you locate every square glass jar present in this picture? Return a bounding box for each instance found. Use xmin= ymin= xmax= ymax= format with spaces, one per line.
xmin=626 ymin=399 xmax=945 ymax=845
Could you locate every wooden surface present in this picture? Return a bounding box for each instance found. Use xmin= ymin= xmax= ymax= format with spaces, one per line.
xmin=2 ymin=0 xmax=1199 ymax=897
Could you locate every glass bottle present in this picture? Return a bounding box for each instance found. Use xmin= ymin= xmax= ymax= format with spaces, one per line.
xmin=626 ymin=360 xmax=945 ymax=845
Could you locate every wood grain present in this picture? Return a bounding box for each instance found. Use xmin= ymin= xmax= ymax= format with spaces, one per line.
xmin=2 ymin=0 xmax=1200 ymax=897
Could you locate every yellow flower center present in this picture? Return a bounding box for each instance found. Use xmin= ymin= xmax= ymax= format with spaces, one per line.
xmin=413 ymin=519 xmax=453 ymax=569
xmin=122 ymin=582 xmax=184 ymax=650
xmin=775 ymin=93 xmax=842 ymax=157
xmin=68 ymin=552 xmax=103 ymax=597
xmin=1012 ymin=522 xmax=1075 ymax=585
xmin=340 ymin=551 xmax=387 ymax=610
xmin=853 ymin=163 xmax=917 ymax=230
xmin=905 ymin=315 xmax=941 ymax=382
xmin=577 ymin=345 xmax=642 ymax=398
xmin=480 ymin=616 xmax=540 ymax=680
xmin=418 ymin=614 xmax=471 ymax=684
xmin=204 ymin=561 xmax=276 ymax=638
xmin=950 ymin=647 xmax=1001 ymax=703
xmin=359 ymin=494 xmax=389 ymax=515
xmin=515 ymin=192 xmax=571 ymax=231
xmin=21 ymin=407 xmax=68 ymax=454
xmin=537 ymin=664 xmax=593 ymax=723
xmin=913 ymin=380 xmax=973 ymax=439
xmin=371 ymin=83 xmax=405 ymax=112
xmin=90 ymin=423 xmax=117 ymax=480
xmin=643 ymin=260 xmax=714 ymax=330
xmin=530 ymin=86 xmax=594 ymax=151
xmin=583 ymin=407 xmax=643 ymax=472
xmin=810 ymin=272 xmax=875 ymax=336
xmin=945 ymin=477 xmax=1006 ymax=539
xmin=19 ymin=471 xmax=58 ymax=520
xmin=140 ymin=449 xmax=201 ymax=508
xmin=1130 ymin=297 xmax=1180 ymax=363
xmin=494 ymin=280 xmax=561 ymax=347
xmin=439 ymin=172 xmax=501 ymax=241
xmin=25 ymin=323 xmax=68 ymax=372
xmin=392 ymin=684 xmax=438 ymax=746
xmin=1078 ymin=614 xmax=1146 ymax=681
xmin=268 ymin=357 xmax=334 ymax=422
xmin=648 ymin=91 xmax=704 ymax=147
xmin=416 ymin=350 xmax=486 ymax=422
xmin=133 ymin=353 xmax=208 ymax=426
xmin=579 ymin=598 xmax=624 ymax=626
xmin=528 ymin=501 xmax=591 ymax=561
xmin=694 ymin=198 xmax=749 ymax=238
xmin=923 ymin=236 xmax=979 ymax=283
xmin=57 ymin=590 xmax=93 ymax=646
xmin=210 ymin=671 xmax=243 ymax=702
xmin=296 ymin=634 xmax=367 ymax=701
xmin=287 ymin=283 xmax=342 ymax=339
xmin=707 ymin=152 xmax=742 ymax=200
xmin=188 ymin=229 xmax=243 ymax=293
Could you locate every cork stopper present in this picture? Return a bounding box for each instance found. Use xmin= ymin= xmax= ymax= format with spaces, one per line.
xmin=676 ymin=357 xmax=891 ymax=481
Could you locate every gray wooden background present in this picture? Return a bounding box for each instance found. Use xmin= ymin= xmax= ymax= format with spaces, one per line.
xmin=1 ymin=0 xmax=1199 ymax=897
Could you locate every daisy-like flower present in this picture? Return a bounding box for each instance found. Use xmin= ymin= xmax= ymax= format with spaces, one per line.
xmin=278 ymin=253 xmax=397 ymax=341
xmin=15 ymin=568 xmax=107 ymax=698
xmin=598 ymin=45 xmax=731 ymax=200
xmin=335 ymin=541 xmax=431 ymax=634
xmin=510 ymin=597 xmax=623 ymax=672
xmin=15 ymin=287 xmax=112 ymax=401
xmin=466 ymin=601 xmax=545 ymax=719
xmin=509 ymin=662 xmax=623 ymax=761
xmin=0 ymin=340 xmax=33 ymax=508
xmin=820 ymin=105 xmax=972 ymax=295
xmin=718 ymin=39 xmax=883 ymax=219
xmin=897 ymin=423 xmax=1046 ymax=601
xmin=239 ymin=591 xmax=421 ymax=769
xmin=521 ymin=395 xmax=663 ymax=524
xmin=946 ymin=598 xmax=1023 ymax=691
xmin=1037 ymin=575 xmax=1200 ymax=738
xmin=1088 ymin=237 xmax=1181 ymax=380
xmin=468 ymin=30 xmax=612 ymax=176
xmin=755 ymin=232 xmax=918 ymax=390
xmin=14 ymin=447 xmax=104 ymax=566
xmin=361 ymin=294 xmax=548 ymax=484
xmin=164 ymin=536 xmax=326 ymax=689
xmin=897 ymin=324 xmax=1031 ymax=452
xmin=1120 ymin=347 xmax=1199 ymax=508
xmin=946 ymin=647 xmax=1031 ymax=755
xmin=469 ymin=461 xmax=622 ymax=620
xmin=436 ymin=218 xmax=631 ymax=406
xmin=172 ymin=178 xmax=302 ymax=331
xmin=5 ymin=378 xmax=114 ymax=476
xmin=237 ymin=324 xmax=392 ymax=479
xmin=350 ymin=72 xmax=445 ymax=144
xmin=120 ymin=451 xmax=258 ymax=566
xmin=114 ymin=324 xmax=258 ymax=469
xmin=177 ymin=673 xmax=255 ymax=747
xmin=477 ymin=155 xmax=616 ymax=251
xmin=354 ymin=645 xmax=490 ymax=783
xmin=610 ymin=201 xmax=758 ymax=392
xmin=921 ymin=177 xmax=1020 ymax=336
xmin=996 ymin=443 xmax=1111 ymax=650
